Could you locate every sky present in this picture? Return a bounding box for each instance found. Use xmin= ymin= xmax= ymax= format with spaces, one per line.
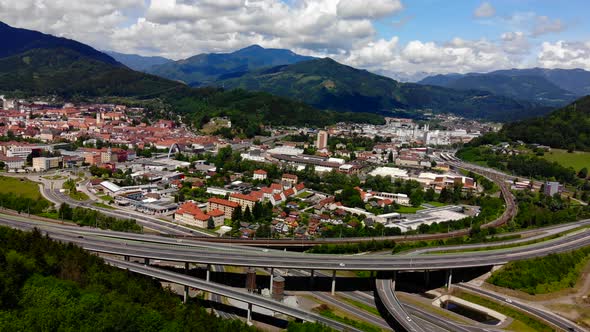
xmin=1 ymin=0 xmax=589 ymax=80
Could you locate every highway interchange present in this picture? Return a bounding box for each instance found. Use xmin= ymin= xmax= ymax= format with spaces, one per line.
xmin=2 ymin=157 xmax=587 ymax=331
xmin=1 ymin=214 xmax=589 ymax=331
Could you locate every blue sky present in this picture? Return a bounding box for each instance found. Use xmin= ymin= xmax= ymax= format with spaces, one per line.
xmin=0 ymin=0 xmax=588 ymax=80
xmin=380 ymin=0 xmax=587 ymax=44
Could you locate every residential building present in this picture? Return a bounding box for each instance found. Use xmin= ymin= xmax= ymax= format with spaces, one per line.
xmin=253 ymin=169 xmax=267 ymax=181
xmin=175 ymin=201 xmax=224 ymax=228
xmin=0 ymin=155 xmax=25 ymax=170
xmin=316 ymin=130 xmax=328 ymax=150
xmin=229 ymin=193 xmax=259 ymax=211
xmin=282 ymin=173 xmax=298 ymax=186
xmin=207 ymin=197 xmax=239 ymax=220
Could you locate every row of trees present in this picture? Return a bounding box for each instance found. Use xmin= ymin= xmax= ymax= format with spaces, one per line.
xmin=58 ymin=203 xmax=142 ymax=233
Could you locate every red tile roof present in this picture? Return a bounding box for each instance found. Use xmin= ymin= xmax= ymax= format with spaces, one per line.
xmin=230 ymin=193 xmax=258 ymax=202
xmin=177 ymin=202 xmax=209 ymax=221
xmin=208 ymin=197 xmax=239 ymax=208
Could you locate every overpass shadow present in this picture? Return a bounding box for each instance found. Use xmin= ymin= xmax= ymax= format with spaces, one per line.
xmin=194 ymin=298 xmax=291 ymax=328
xmin=153 ymin=263 xmax=493 ymax=294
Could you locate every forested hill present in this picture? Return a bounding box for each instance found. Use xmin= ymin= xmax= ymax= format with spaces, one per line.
xmin=419 ymin=67 xmax=590 ymax=106
xmin=147 ymin=45 xmax=314 ymax=86
xmin=419 ymin=73 xmax=576 ymax=107
xmin=0 ymin=226 xmax=258 ymax=331
xmin=500 ymin=96 xmax=590 ymax=151
xmin=217 ymin=57 xmax=547 ymax=122
xmin=0 ymin=21 xmax=119 ymax=66
xmin=0 ymin=22 xmax=382 ymax=134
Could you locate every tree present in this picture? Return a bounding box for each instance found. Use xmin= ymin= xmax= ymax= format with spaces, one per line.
xmin=424 ymin=188 xmax=435 ymax=202
xmin=207 ymin=217 xmax=215 ymax=229
xmin=337 ymin=186 xmax=363 ymax=208
xmin=439 ymin=187 xmax=451 ymax=203
xmin=255 ymin=224 xmax=271 ymax=238
xmin=243 ymin=206 xmax=253 ymax=222
xmin=387 ymin=151 xmax=394 ymax=163
xmin=410 ymin=190 xmax=424 ymax=207
xmin=578 ymin=167 xmax=588 ymax=179
xmin=231 ymin=206 xmax=242 ymax=221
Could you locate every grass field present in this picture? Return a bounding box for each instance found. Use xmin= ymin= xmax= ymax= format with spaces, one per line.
xmin=395 ymin=206 xmax=424 ymax=214
xmin=0 ymin=176 xmax=43 ymax=199
xmin=69 ymin=190 xmax=89 ymax=201
xmin=453 ymin=290 xmax=553 ymax=332
xmin=541 ymin=149 xmax=590 ymax=172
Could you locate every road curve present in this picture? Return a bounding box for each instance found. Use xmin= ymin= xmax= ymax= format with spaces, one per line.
xmin=375 ymin=278 xmax=426 ymax=332
xmin=104 ymin=258 xmax=361 ymax=331
xmin=456 ymin=283 xmax=587 ymax=332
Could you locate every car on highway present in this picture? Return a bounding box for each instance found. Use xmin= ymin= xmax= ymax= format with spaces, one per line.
xmin=504 ymin=298 xmax=512 ymax=303
xmin=339 ymin=262 xmax=346 ymax=267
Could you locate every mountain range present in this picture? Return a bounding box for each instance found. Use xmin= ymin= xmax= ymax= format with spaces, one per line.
xmin=144 ymin=45 xmax=314 ymax=86
xmin=419 ymin=68 xmax=590 ymax=106
xmin=212 ymin=57 xmax=547 ymax=121
xmin=0 ymin=21 xmax=384 ymax=134
xmin=106 ymin=51 xmax=172 ymax=71
xmin=3 ymin=21 xmax=589 ymax=126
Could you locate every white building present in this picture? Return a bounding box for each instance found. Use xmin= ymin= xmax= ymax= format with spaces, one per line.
xmin=369 ymin=167 xmax=409 ymax=179
xmin=316 ymin=130 xmax=328 ymax=150
xmin=0 ymin=156 xmax=25 ymax=171
xmin=32 ymin=156 xmax=62 ymax=172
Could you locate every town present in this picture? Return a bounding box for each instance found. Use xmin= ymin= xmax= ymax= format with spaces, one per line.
xmin=0 ymin=96 xmax=500 ymax=239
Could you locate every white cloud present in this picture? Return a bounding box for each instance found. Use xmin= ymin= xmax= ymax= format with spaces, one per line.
xmin=532 ymin=16 xmax=565 ymax=37
xmin=0 ymin=0 xmax=143 ymax=47
xmin=538 ymin=41 xmax=590 ymax=70
xmin=501 ymin=31 xmax=530 ymax=54
xmin=0 ymin=0 xmax=586 ymax=77
xmin=337 ymin=0 xmax=403 ymax=19
xmin=474 ymin=2 xmax=495 ymax=18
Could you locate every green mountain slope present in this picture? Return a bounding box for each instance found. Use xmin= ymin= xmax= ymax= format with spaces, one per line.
xmin=0 ymin=21 xmax=119 ymax=66
xmin=147 ymin=45 xmax=314 ymax=86
xmin=219 ymin=58 xmax=545 ymax=121
xmin=419 ymin=68 xmax=590 ymax=105
xmin=106 ymin=51 xmax=172 ymax=71
xmin=0 ymin=47 xmax=181 ymax=98
xmin=501 ymin=96 xmax=590 ymax=151
xmin=0 ymin=22 xmax=383 ymax=133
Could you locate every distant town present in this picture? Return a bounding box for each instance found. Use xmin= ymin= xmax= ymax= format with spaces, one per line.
xmin=0 ymin=96 xmax=504 ymax=239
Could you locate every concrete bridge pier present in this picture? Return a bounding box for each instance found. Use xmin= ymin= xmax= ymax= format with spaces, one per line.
xmin=124 ymin=255 xmax=130 ymax=261
xmin=247 ymin=303 xmax=253 ymax=325
xmin=424 ymin=270 xmax=430 ymax=288
xmin=446 ymin=269 xmax=453 ymax=290
xmin=206 ymin=264 xmax=211 ymax=282
xmin=184 ymin=262 xmax=189 ymax=274
xmin=392 ymin=271 xmax=397 ymax=290
xmin=269 ymin=268 xmax=274 ymax=294
xmin=331 ymin=270 xmax=336 ymax=295
xmin=183 ymin=285 xmax=189 ymax=303
xmin=144 ymin=258 xmax=150 ymax=266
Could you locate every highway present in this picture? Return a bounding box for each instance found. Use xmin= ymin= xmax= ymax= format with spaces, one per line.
xmin=404 ymin=219 xmax=590 ymax=256
xmin=286 ymin=269 xmax=392 ymax=330
xmin=375 ymin=278 xmax=426 ymax=332
xmin=103 ymin=258 xmax=361 ymax=332
xmin=4 ymin=215 xmax=590 ymax=331
xmin=3 ymin=215 xmax=590 ymax=271
xmin=456 ymin=283 xmax=586 ymax=332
